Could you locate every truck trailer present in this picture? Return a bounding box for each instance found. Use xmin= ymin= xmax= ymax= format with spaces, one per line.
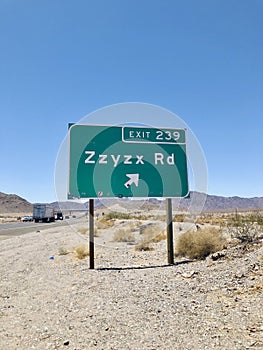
xmin=33 ymin=203 xmax=55 ymax=223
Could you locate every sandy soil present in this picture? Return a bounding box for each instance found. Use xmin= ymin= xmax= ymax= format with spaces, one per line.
xmin=0 ymin=219 xmax=263 ymax=350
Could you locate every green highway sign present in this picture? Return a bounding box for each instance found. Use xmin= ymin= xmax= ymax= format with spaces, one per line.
xmin=68 ymin=124 xmax=189 ymax=199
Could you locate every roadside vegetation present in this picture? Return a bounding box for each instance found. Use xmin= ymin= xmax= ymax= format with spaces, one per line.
xmin=58 ymin=247 xmax=70 ymax=256
xmin=175 ymin=227 xmax=226 ymax=260
xmin=226 ymin=212 xmax=263 ymax=245
xmin=113 ymin=229 xmax=135 ymax=243
xmin=74 ymin=244 xmax=89 ymax=259
xmin=135 ymin=225 xmax=165 ymax=251
xmin=74 ymin=209 xmax=262 ymax=260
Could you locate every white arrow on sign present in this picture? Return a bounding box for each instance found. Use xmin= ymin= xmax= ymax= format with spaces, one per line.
xmin=124 ymin=174 xmax=139 ymax=188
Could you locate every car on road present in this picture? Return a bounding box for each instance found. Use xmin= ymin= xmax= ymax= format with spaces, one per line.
xmin=21 ymin=216 xmax=33 ymax=222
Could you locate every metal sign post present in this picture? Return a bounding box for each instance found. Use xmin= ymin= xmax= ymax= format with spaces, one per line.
xmin=166 ymin=198 xmax=174 ymax=265
xmin=89 ymin=199 xmax=95 ymax=269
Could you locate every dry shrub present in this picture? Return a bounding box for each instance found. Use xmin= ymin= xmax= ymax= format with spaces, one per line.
xmin=136 ymin=214 xmax=152 ymax=220
xmin=58 ymin=247 xmax=69 ymax=256
xmin=134 ymin=225 xmax=160 ymax=251
xmin=78 ymin=226 xmax=89 ymax=235
xmin=174 ymin=214 xmax=186 ymax=222
xmin=75 ymin=244 xmax=89 ymax=259
xmin=105 ymin=211 xmax=130 ymax=220
xmin=140 ymin=225 xmax=164 ymax=242
xmin=152 ymin=230 xmax=167 ymax=243
xmin=175 ymin=227 xmax=226 ymax=260
xmin=196 ymin=213 xmax=227 ymax=226
xmin=129 ymin=221 xmax=141 ymax=231
xmin=96 ymin=217 xmax=115 ymax=229
xmin=78 ymin=225 xmax=100 ymax=237
xmin=134 ymin=242 xmax=154 ymax=251
xmin=113 ymin=229 xmax=135 ymax=242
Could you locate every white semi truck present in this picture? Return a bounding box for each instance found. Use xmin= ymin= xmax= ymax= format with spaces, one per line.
xmin=33 ymin=203 xmax=55 ymax=223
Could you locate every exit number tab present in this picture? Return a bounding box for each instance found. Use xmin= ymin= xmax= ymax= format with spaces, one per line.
xmin=122 ymin=126 xmax=185 ymax=144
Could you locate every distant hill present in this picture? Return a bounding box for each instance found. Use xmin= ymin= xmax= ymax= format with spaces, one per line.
xmin=1 ymin=191 xmax=263 ymax=214
xmin=50 ymin=201 xmax=89 ymax=211
xmin=203 ymin=194 xmax=263 ymax=211
xmin=0 ymin=192 xmax=33 ymax=213
xmin=54 ymin=193 xmax=263 ymax=212
xmin=172 ymin=192 xmax=263 ymax=212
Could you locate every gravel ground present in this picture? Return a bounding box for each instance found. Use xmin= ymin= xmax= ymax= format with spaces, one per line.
xmin=0 ymin=222 xmax=263 ymax=350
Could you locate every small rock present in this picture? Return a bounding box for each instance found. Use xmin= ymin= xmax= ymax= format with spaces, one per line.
xmin=63 ymin=340 xmax=69 ymax=346
xmin=235 ymin=271 xmax=245 ymax=279
xmin=254 ymin=264 xmax=259 ymax=271
xmin=211 ymin=251 xmax=226 ymax=261
xmin=181 ymin=271 xmax=196 ymax=278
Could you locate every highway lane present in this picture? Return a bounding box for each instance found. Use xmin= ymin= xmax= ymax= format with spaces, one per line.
xmin=0 ymin=219 xmax=82 ymax=241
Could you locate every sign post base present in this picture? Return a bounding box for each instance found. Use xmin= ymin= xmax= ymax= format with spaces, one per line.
xmin=89 ymin=199 xmax=95 ymax=269
xmin=166 ymin=198 xmax=174 ymax=265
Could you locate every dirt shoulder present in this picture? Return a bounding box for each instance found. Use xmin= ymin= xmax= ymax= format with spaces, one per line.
xmin=0 ymin=222 xmax=262 ymax=350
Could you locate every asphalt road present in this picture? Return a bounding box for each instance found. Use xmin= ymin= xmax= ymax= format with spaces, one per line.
xmin=0 ymin=220 xmax=72 ymax=241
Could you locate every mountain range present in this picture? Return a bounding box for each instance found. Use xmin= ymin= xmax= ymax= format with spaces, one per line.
xmin=0 ymin=191 xmax=263 ymax=214
xmin=0 ymin=192 xmax=33 ymax=213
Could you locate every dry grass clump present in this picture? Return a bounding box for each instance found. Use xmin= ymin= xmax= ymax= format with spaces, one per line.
xmin=140 ymin=225 xmax=164 ymax=242
xmin=174 ymin=214 xmax=186 ymax=222
xmin=175 ymin=227 xmax=226 ymax=260
xmin=226 ymin=212 xmax=263 ymax=244
xmin=74 ymin=244 xmax=89 ymax=259
xmin=135 ymin=225 xmax=163 ymax=251
xmin=96 ymin=217 xmax=115 ymax=229
xmin=196 ymin=211 xmax=263 ymax=228
xmin=105 ymin=211 xmax=130 ymax=220
xmin=135 ymin=214 xmax=152 ymax=220
xmin=152 ymin=230 xmax=167 ymax=243
xmin=134 ymin=242 xmax=154 ymax=251
xmin=58 ymin=247 xmax=69 ymax=256
xmin=196 ymin=213 xmax=228 ymax=226
xmin=78 ymin=226 xmax=89 ymax=235
xmin=78 ymin=226 xmax=99 ymax=237
xmin=129 ymin=221 xmax=142 ymax=231
xmin=113 ymin=229 xmax=135 ymax=242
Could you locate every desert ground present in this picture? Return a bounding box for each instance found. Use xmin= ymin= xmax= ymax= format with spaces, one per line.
xmin=0 ymin=208 xmax=263 ymax=350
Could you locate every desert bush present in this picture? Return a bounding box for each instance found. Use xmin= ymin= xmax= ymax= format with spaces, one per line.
xmin=78 ymin=225 xmax=99 ymax=237
xmin=58 ymin=247 xmax=69 ymax=256
xmin=134 ymin=241 xmax=154 ymax=251
xmin=113 ymin=229 xmax=135 ymax=242
xmin=134 ymin=225 xmax=162 ymax=251
xmin=196 ymin=213 xmax=228 ymax=226
xmin=75 ymin=245 xmax=89 ymax=259
xmin=228 ymin=221 xmax=260 ymax=244
xmin=152 ymin=230 xmax=167 ymax=243
xmin=129 ymin=221 xmax=141 ymax=231
xmin=140 ymin=224 xmax=161 ymax=242
xmin=105 ymin=211 xmax=130 ymax=220
xmin=174 ymin=214 xmax=186 ymax=222
xmin=175 ymin=227 xmax=226 ymax=260
xmin=155 ymin=215 xmax=166 ymax=221
xmin=246 ymin=212 xmax=263 ymax=228
xmin=135 ymin=214 xmax=153 ymax=220
xmin=257 ymin=214 xmax=263 ymax=227
xmin=227 ymin=212 xmax=263 ymax=244
xmin=78 ymin=226 xmax=89 ymax=235
xmin=96 ymin=217 xmax=115 ymax=229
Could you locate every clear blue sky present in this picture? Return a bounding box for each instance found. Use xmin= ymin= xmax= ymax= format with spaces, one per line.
xmin=0 ymin=0 xmax=262 ymax=203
